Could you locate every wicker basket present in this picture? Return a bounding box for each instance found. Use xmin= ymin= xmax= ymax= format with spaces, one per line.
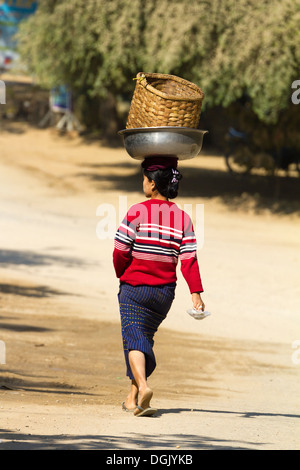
xmin=126 ymin=72 xmax=204 ymax=129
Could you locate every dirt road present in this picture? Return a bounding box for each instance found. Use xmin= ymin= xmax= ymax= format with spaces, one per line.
xmin=0 ymin=123 xmax=299 ymax=450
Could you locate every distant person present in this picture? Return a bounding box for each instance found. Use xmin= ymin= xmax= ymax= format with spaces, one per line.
xmin=113 ymin=156 xmax=205 ymax=416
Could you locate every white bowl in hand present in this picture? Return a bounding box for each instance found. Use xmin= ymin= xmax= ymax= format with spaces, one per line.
xmin=187 ymin=308 xmax=211 ymax=320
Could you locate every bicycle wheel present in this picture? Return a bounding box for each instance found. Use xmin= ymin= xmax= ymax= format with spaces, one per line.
xmin=225 ymin=144 xmax=253 ymax=174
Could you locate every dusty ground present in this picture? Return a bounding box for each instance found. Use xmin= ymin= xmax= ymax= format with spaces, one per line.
xmin=0 ymin=122 xmax=299 ymax=450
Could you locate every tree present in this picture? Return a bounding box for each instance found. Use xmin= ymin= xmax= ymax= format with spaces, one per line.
xmin=16 ymin=0 xmax=144 ymax=133
xmin=17 ymin=0 xmax=143 ymax=94
xmin=199 ymin=0 xmax=300 ymax=124
xmin=17 ymin=0 xmax=300 ymax=132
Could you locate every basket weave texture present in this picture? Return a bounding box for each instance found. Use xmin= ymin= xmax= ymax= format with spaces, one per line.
xmin=126 ymin=72 xmax=204 ymax=129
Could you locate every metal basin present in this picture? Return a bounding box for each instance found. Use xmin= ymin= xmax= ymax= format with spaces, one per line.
xmin=118 ymin=127 xmax=208 ymax=160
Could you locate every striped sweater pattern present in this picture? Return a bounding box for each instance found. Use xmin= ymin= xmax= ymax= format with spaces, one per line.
xmin=113 ymin=199 xmax=203 ymax=293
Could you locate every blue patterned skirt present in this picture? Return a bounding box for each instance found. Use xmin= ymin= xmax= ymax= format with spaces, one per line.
xmin=118 ymin=282 xmax=176 ymax=379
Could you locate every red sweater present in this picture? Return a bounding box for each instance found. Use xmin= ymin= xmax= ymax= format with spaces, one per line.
xmin=113 ymin=199 xmax=203 ymax=293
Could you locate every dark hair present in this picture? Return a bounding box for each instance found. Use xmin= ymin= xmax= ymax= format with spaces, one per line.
xmin=144 ymin=167 xmax=182 ymax=199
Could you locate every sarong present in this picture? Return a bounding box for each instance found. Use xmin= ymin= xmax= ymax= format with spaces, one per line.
xmin=118 ymin=282 xmax=176 ymax=379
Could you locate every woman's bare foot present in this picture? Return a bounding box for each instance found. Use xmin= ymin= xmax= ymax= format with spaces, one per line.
xmin=134 ymin=387 xmax=153 ymax=415
xmin=123 ymin=396 xmax=137 ymax=411
xmin=122 ymin=379 xmax=138 ymax=411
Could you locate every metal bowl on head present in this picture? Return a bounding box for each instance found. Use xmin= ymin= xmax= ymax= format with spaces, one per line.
xmin=118 ymin=127 xmax=208 ymax=160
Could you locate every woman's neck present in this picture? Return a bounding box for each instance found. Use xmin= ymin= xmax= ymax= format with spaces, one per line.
xmin=151 ymin=195 xmax=168 ymax=201
xmin=150 ymin=191 xmax=167 ymax=201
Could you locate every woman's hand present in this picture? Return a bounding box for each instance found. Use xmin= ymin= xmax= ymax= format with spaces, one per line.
xmin=192 ymin=292 xmax=205 ymax=311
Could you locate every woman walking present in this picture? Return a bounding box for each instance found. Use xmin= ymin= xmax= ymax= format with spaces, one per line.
xmin=113 ymin=156 xmax=204 ymax=416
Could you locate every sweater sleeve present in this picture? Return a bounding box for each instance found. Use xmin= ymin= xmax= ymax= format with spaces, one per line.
xmin=179 ymin=212 xmax=204 ymax=294
xmin=113 ymin=205 xmax=139 ymax=278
